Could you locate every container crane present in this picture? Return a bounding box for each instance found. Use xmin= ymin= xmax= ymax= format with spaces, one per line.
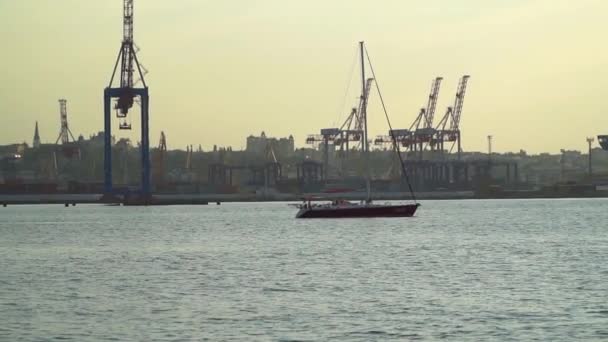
xmin=306 ymin=77 xmax=374 ymax=178
xmin=433 ymin=75 xmax=470 ymax=160
xmin=334 ymin=78 xmax=374 ymax=153
xmin=375 ymin=77 xmax=442 ymax=155
xmin=306 ymin=128 xmax=340 ymax=179
xmin=334 ymin=108 xmax=363 ymax=156
xmin=103 ymin=0 xmax=151 ymax=197
xmin=407 ymin=77 xmax=443 ymax=135
xmin=374 ymin=129 xmax=413 ymax=149
xmin=413 ymin=77 xmax=443 ymax=157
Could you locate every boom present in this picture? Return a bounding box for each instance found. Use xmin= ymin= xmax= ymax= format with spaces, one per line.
xmin=450 ymin=75 xmax=470 ymax=131
xmin=424 ymin=77 xmax=443 ymax=129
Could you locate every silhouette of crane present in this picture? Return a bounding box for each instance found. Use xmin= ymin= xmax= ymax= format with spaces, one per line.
xmin=433 ymin=75 xmax=470 ymax=160
xmin=54 ymin=99 xmax=81 ymax=159
xmin=55 ymin=99 xmax=76 ymax=145
xmin=103 ymin=0 xmax=151 ymax=197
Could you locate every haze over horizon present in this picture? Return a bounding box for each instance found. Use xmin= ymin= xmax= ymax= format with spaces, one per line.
xmin=1 ymin=0 xmax=607 ymax=154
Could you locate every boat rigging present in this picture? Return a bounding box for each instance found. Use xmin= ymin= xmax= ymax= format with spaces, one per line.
xmin=295 ymin=41 xmax=419 ymax=219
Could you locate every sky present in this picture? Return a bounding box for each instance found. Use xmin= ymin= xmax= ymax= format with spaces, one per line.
xmin=1 ymin=0 xmax=607 ymax=153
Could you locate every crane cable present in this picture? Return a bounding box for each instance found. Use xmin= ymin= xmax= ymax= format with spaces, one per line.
xmin=364 ymin=47 xmax=417 ymax=204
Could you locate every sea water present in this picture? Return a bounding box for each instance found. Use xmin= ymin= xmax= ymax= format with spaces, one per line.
xmin=1 ymin=199 xmax=607 ymax=340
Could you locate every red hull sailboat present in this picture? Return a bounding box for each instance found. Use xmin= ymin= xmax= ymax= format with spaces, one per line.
xmin=295 ymin=41 xmax=419 ymax=219
xmin=296 ymin=201 xmax=419 ymax=219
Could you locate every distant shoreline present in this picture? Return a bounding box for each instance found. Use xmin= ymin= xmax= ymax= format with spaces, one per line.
xmin=1 ymin=191 xmax=607 ymax=206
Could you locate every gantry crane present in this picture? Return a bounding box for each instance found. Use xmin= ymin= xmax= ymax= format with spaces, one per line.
xmin=334 ymin=78 xmax=374 ymax=154
xmin=412 ymin=77 xmax=443 ymax=158
xmin=374 ymin=77 xmax=442 ymax=156
xmin=334 ymin=108 xmax=362 ymax=157
xmin=433 ymin=75 xmax=470 ymax=160
xmin=306 ymin=128 xmax=341 ymax=179
xmin=103 ymin=0 xmax=151 ymax=196
xmin=306 ymin=77 xmax=374 ymax=178
xmin=374 ymin=129 xmax=413 ymax=149
xmin=372 ymin=128 xmax=411 ymax=180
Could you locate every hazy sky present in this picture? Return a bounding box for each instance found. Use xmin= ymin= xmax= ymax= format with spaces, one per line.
xmin=1 ymin=0 xmax=607 ymax=153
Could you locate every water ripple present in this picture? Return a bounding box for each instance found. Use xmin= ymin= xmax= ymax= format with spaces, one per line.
xmin=1 ymin=199 xmax=607 ymax=340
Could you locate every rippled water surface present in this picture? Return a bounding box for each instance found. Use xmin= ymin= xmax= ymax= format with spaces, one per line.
xmin=1 ymin=199 xmax=608 ymax=341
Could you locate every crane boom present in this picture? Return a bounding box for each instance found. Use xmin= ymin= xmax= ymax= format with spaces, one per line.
xmin=110 ymin=0 xmax=147 ymax=117
xmin=450 ymin=75 xmax=470 ymax=131
xmin=409 ymin=77 xmax=442 ymax=131
xmin=424 ymin=77 xmax=443 ymax=129
xmin=356 ymin=78 xmax=374 ymax=132
xmin=120 ymin=0 xmax=134 ymax=90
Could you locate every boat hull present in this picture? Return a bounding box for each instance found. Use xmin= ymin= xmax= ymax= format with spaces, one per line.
xmin=296 ymin=203 xmax=420 ymax=219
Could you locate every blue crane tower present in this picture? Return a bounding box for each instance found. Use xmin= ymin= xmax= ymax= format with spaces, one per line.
xmin=103 ymin=0 xmax=150 ymax=199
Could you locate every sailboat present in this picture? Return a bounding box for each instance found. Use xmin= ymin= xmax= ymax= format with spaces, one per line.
xmin=295 ymin=42 xmax=420 ymax=219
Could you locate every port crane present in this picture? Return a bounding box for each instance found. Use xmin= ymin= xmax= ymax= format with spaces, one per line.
xmin=103 ymin=0 xmax=151 ymax=197
xmin=412 ymin=77 xmax=443 ymax=158
xmin=374 ymin=77 xmax=443 ymax=156
xmin=305 ymin=128 xmax=340 ymax=179
xmin=306 ymin=78 xmax=374 ymax=178
xmin=334 ymin=108 xmax=362 ymax=155
xmin=54 ymin=99 xmax=80 ymax=159
xmin=262 ymin=139 xmax=282 ymax=186
xmin=55 ymin=99 xmax=76 ymax=145
xmin=338 ymin=78 xmax=374 ymax=150
xmin=432 ymin=75 xmax=470 ymax=160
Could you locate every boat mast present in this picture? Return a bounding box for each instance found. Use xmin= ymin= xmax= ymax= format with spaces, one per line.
xmin=360 ymin=41 xmax=371 ymax=203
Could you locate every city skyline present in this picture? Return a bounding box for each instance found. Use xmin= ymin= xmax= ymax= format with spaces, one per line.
xmin=1 ymin=0 xmax=607 ymax=153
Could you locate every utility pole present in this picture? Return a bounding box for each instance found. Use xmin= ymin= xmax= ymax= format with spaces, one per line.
xmin=586 ymin=137 xmax=594 ymax=178
xmin=560 ymin=149 xmax=566 ymax=182
xmin=487 ymin=135 xmax=493 ymax=161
